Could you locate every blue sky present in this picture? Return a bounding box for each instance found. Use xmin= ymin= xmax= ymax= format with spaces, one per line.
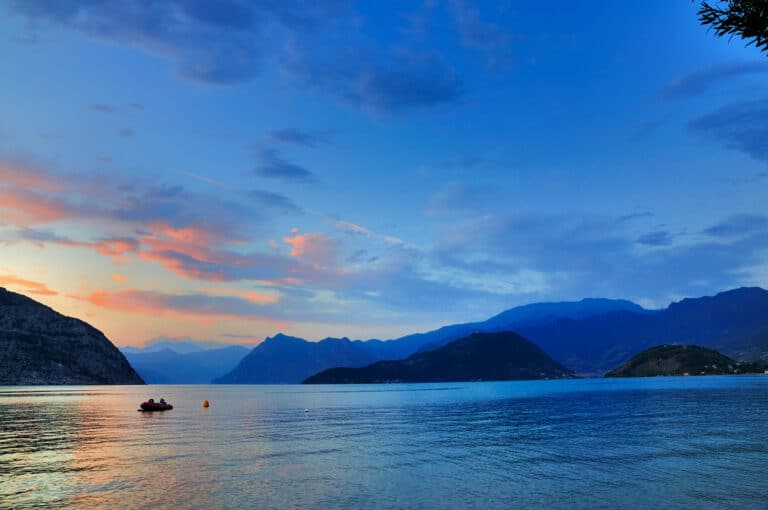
xmin=1 ymin=1 xmax=767 ymax=346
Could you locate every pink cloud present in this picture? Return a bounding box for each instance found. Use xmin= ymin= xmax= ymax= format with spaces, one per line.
xmin=0 ymin=158 xmax=64 ymax=192
xmin=202 ymin=287 xmax=279 ymax=304
xmin=140 ymin=223 xmax=220 ymax=262
xmin=92 ymin=237 xmax=141 ymax=258
xmin=283 ymin=232 xmax=337 ymax=268
xmin=69 ymin=289 xmax=287 ymax=325
xmin=0 ymin=274 xmax=58 ymax=296
xmin=0 ymin=188 xmax=73 ymax=226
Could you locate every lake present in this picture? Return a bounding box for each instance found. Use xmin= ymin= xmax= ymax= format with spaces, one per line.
xmin=2 ymin=376 xmax=767 ymax=509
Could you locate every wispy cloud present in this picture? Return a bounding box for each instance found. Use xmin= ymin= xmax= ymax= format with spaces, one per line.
xmin=283 ymin=232 xmax=338 ymax=268
xmin=0 ymin=188 xmax=77 ymax=226
xmin=617 ymin=211 xmax=654 ymax=223
xmin=254 ymin=148 xmax=314 ymax=182
xmin=688 ymin=99 xmax=768 ymax=161
xmin=286 ymin=47 xmax=465 ymax=114
xmin=704 ymin=214 xmax=768 ymax=238
xmin=70 ymin=288 xmax=283 ymax=323
xmin=0 ymin=274 xmax=58 ymax=296
xmin=10 ymin=0 xmax=467 ymax=114
xmin=425 ymin=182 xmax=494 ymax=217
xmin=449 ymin=0 xmax=516 ymax=67
xmin=88 ymin=103 xmax=114 ymax=113
xmin=1 ymin=152 xmax=302 ymax=281
xmin=267 ymin=128 xmax=330 ymax=148
xmin=245 ymin=189 xmax=303 ymax=213
xmin=659 ymin=61 xmax=768 ymax=100
xmin=636 ymin=230 xmax=673 ymax=247
xmin=333 ymin=219 xmax=404 ymax=245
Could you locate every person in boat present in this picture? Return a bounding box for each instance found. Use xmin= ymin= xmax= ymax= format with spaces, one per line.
xmin=159 ymin=398 xmax=166 ymax=405
xmin=148 ymin=398 xmax=155 ymax=404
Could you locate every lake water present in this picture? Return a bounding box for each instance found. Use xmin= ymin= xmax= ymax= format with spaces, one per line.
xmin=2 ymin=376 xmax=767 ymax=509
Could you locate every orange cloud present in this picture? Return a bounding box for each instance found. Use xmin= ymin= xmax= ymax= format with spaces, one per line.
xmin=202 ymin=287 xmax=279 ymax=304
xmin=0 ymin=274 xmax=58 ymax=296
xmin=69 ymin=289 xmax=282 ymax=324
xmin=0 ymin=159 xmax=63 ymax=192
xmin=92 ymin=238 xmax=140 ymax=258
xmin=0 ymin=188 xmax=72 ymax=226
xmin=137 ymin=250 xmax=230 ymax=282
xmin=147 ymin=223 xmax=218 ymax=249
xmin=111 ymin=274 xmax=126 ymax=284
xmin=21 ymin=235 xmax=140 ymax=261
xmin=283 ymin=232 xmax=337 ymax=267
xmin=137 ymin=223 xmax=224 ymax=271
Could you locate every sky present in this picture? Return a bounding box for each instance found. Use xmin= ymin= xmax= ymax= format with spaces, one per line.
xmin=1 ymin=1 xmax=767 ymax=347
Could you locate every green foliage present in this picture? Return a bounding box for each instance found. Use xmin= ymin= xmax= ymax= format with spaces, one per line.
xmin=697 ymin=0 xmax=768 ymax=54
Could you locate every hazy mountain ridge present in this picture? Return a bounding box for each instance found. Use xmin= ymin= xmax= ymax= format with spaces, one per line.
xmin=214 ymin=334 xmax=378 ymax=384
xmin=123 ymin=345 xmax=250 ymax=383
xmin=413 ymin=298 xmax=653 ymax=355
xmin=0 ymin=288 xmax=144 ymax=385
xmin=121 ymin=337 xmax=234 ymax=354
xmin=303 ymin=331 xmax=574 ymax=384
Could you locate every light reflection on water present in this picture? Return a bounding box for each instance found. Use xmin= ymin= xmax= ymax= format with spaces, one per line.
xmin=1 ymin=377 xmax=767 ymax=509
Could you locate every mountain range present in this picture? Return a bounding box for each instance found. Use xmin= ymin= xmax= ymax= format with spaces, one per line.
xmin=512 ymin=287 xmax=768 ymax=374
xmin=3 ymin=286 xmax=767 ymax=385
xmin=216 ymin=287 xmax=768 ymax=383
xmin=214 ymin=335 xmax=379 ymax=384
xmin=303 ymin=331 xmax=574 ymax=384
xmin=215 ymin=297 xmax=645 ymax=383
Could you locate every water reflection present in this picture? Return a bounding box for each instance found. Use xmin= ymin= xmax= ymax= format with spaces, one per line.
xmin=1 ymin=378 xmax=767 ymax=509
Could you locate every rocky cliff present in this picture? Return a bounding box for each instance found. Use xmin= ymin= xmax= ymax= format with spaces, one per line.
xmin=0 ymin=288 xmax=144 ymax=385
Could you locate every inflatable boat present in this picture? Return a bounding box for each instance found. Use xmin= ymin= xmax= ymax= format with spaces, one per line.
xmin=139 ymin=400 xmax=173 ymax=412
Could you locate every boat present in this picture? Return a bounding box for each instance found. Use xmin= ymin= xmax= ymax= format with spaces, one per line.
xmin=138 ymin=399 xmax=173 ymax=412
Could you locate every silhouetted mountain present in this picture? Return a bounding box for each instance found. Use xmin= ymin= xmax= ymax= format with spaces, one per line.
xmin=214 ymin=334 xmax=378 ymax=384
xmin=352 ymin=298 xmax=650 ymax=361
xmin=303 ymin=331 xmax=574 ymax=384
xmin=215 ymin=287 xmax=768 ymax=383
xmin=516 ymin=287 xmax=768 ymax=375
xmin=0 ymin=288 xmax=144 ymax=385
xmin=123 ymin=345 xmax=250 ymax=383
xmin=213 ymin=299 xmax=642 ymax=384
xmin=605 ymin=344 xmax=765 ymax=378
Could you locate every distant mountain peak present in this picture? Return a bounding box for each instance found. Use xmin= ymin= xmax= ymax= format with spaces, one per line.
xmin=668 ymin=286 xmax=768 ymax=310
xmin=266 ymin=333 xmax=306 ymax=343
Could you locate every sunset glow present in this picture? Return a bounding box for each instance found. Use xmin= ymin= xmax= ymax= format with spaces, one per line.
xmin=1 ymin=1 xmax=766 ymax=347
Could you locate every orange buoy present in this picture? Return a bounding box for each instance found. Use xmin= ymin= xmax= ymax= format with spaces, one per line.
xmin=203 ymin=400 xmax=210 ymax=408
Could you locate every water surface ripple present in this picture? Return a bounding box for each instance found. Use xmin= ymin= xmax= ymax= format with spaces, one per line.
xmin=1 ymin=376 xmax=767 ymax=509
